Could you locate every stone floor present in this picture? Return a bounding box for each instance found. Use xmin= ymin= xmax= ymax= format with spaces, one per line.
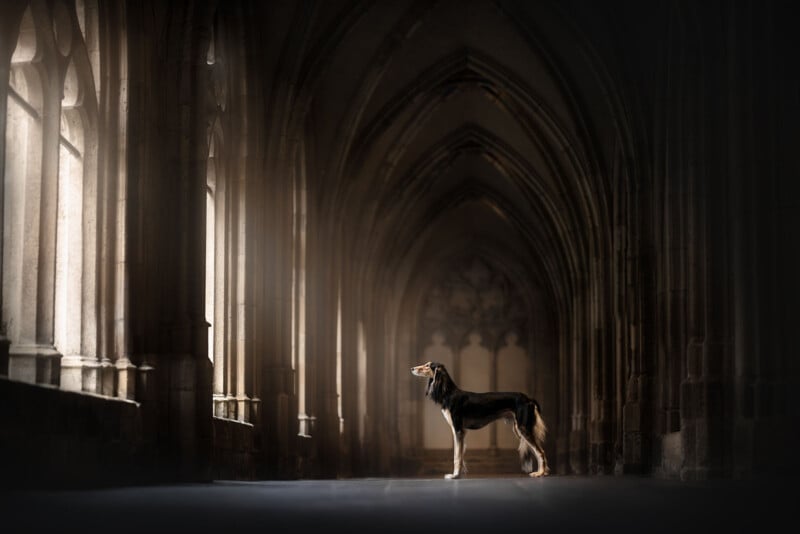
xmin=0 ymin=475 xmax=791 ymax=534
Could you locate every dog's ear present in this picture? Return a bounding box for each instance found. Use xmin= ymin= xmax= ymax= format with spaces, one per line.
xmin=426 ymin=363 xmax=441 ymax=397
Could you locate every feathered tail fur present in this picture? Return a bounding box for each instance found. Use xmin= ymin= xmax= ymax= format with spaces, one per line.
xmin=533 ymin=402 xmax=547 ymax=449
xmin=517 ymin=399 xmax=547 ymax=473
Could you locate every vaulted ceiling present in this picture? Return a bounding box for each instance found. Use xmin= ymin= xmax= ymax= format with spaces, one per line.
xmin=291 ymin=0 xmax=630 ymax=321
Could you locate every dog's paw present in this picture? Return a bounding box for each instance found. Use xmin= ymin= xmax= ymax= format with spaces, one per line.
xmin=444 ymin=473 xmax=461 ymax=480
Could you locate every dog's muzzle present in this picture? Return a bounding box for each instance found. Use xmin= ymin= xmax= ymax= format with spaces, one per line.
xmin=411 ymin=364 xmax=431 ymax=377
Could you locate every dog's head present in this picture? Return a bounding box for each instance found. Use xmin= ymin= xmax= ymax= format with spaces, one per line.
xmin=412 ymin=362 xmax=451 ymax=401
xmin=411 ymin=361 xmax=439 ymax=378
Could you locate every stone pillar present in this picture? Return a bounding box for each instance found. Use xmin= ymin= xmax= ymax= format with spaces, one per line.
xmin=112 ymin=48 xmax=137 ymax=399
xmin=683 ymin=34 xmax=732 ymax=480
xmin=211 ymin=150 xmax=229 ymax=418
xmin=680 ymin=159 xmax=706 ymax=480
xmin=621 ymin=171 xmax=655 ymax=474
xmin=307 ymin=223 xmax=340 ymax=478
xmin=556 ymin=310 xmax=571 ymax=474
xmin=123 ymin=0 xmax=214 ymax=482
xmin=569 ymin=300 xmax=587 ymax=474
xmin=254 ymin=136 xmax=291 ymax=475
xmin=338 ymin=280 xmax=360 ymax=477
xmin=589 ymin=271 xmax=614 ymax=474
xmin=365 ymin=305 xmax=390 ymax=474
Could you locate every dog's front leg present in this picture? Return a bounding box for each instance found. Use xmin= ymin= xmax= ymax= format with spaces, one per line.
xmin=442 ymin=409 xmax=463 ymax=479
xmin=445 ymin=430 xmax=465 ymax=480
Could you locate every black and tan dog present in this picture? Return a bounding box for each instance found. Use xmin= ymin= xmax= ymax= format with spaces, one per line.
xmin=412 ymin=361 xmax=549 ymax=479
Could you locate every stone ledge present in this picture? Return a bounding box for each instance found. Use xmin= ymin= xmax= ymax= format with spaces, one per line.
xmin=0 ymin=374 xmax=140 ymax=405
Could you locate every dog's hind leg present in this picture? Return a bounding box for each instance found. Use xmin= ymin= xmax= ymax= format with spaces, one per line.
xmin=515 ymin=424 xmax=548 ymax=477
xmin=530 ymin=441 xmax=549 ymax=478
xmin=513 ymin=408 xmax=549 ymax=477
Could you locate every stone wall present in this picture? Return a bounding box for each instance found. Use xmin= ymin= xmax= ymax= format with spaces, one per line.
xmin=0 ymin=377 xmax=146 ymax=488
xmin=211 ymin=417 xmax=257 ymax=481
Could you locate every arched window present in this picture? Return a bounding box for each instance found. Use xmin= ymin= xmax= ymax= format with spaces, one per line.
xmin=4 ymin=6 xmax=45 ymax=384
xmin=4 ymin=1 xmax=101 ymax=392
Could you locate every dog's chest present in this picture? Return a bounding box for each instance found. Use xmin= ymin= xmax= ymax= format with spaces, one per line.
xmin=441 ymin=408 xmax=454 ymax=430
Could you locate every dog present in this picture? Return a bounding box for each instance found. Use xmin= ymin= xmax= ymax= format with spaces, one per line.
xmin=411 ymin=361 xmax=549 ymax=479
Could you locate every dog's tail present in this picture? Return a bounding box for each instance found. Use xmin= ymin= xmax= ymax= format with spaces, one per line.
xmin=518 ymin=438 xmax=535 ymax=473
xmin=533 ymin=401 xmax=547 ymax=449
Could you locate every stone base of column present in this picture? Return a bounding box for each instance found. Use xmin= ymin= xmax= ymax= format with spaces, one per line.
xmin=59 ymin=355 xmax=84 ymax=391
xmin=569 ymin=429 xmax=587 ymax=474
xmin=235 ymin=395 xmax=251 ymax=422
xmin=297 ymin=433 xmax=315 ymax=478
xmin=680 ymin=465 xmax=711 ymax=481
xmin=136 ymin=361 xmax=156 ymax=402
xmin=680 ymin=376 xmax=725 ymax=479
xmin=60 ymin=356 xmax=112 ymax=395
xmin=659 ymin=430 xmax=683 ymax=478
xmin=589 ymin=440 xmax=613 ymax=474
xmin=622 ymin=401 xmax=645 ymax=473
xmin=250 ymin=396 xmax=261 ymax=427
xmin=116 ymin=358 xmax=137 ymax=400
xmin=99 ymin=359 xmax=115 ymax=396
xmin=298 ymin=413 xmax=315 ymax=437
xmin=8 ymin=344 xmax=61 ymax=385
xmin=0 ymin=335 xmax=10 ymax=375
xmin=225 ymin=394 xmax=236 ymax=419
xmin=213 ymin=394 xmax=228 ymax=418
xmin=556 ymin=435 xmax=570 ymax=474
xmin=312 ymin=412 xmax=342 ymax=478
xmin=82 ymin=359 xmax=100 ymax=393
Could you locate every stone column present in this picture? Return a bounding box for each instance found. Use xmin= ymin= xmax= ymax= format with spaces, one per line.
xmin=338 ymin=273 xmax=360 ymax=477
xmin=682 ymin=30 xmax=731 ymax=480
xmin=556 ymin=307 xmax=570 ymax=474
xmin=111 ymin=11 xmax=135 ymax=399
xmin=92 ymin=0 xmax=130 ymax=397
xmin=589 ymin=272 xmax=614 ymax=474
xmin=569 ymin=297 xmax=587 ymax=474
xmin=307 ymin=220 xmax=340 ymax=478
xmin=256 ymin=129 xmax=297 ymax=478
xmin=364 ymin=303 xmax=388 ymax=474
xmin=234 ymin=171 xmax=250 ymax=422
xmin=621 ymin=183 xmax=653 ymax=474
xmin=211 ymin=149 xmax=228 ymax=417
xmin=123 ymin=0 xmax=214 ymax=482
xmin=680 ymin=138 xmax=706 ymax=480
